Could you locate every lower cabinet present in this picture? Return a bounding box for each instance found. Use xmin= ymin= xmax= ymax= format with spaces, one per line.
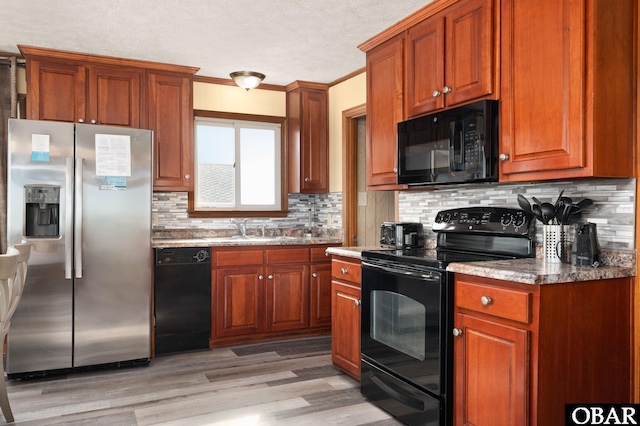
xmin=330 ymin=255 xmax=362 ymax=380
xmin=211 ymin=245 xmax=335 ymax=346
xmin=454 ymin=274 xmax=632 ymax=426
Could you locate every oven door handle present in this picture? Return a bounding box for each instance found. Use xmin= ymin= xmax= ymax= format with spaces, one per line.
xmin=362 ymin=261 xmax=440 ymax=281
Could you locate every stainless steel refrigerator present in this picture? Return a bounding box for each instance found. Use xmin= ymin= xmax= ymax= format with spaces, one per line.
xmin=6 ymin=118 xmax=152 ymax=377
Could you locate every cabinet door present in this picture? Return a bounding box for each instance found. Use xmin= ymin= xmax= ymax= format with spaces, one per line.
xmin=366 ymin=34 xmax=404 ymax=189
xmin=454 ymin=313 xmax=527 ymax=426
xmin=445 ymin=0 xmax=495 ymax=107
xmin=88 ymin=67 xmax=142 ymax=127
xmin=499 ymin=0 xmax=585 ymax=179
xmin=147 ymin=72 xmax=193 ymax=191
xmin=214 ymin=267 xmax=264 ymax=338
xmin=25 ymin=59 xmax=86 ymax=123
xmin=331 ymin=280 xmax=361 ymax=380
xmin=265 ymin=265 xmax=309 ymax=332
xmin=310 ymin=263 xmax=332 ymax=328
xmin=405 ymin=15 xmax=445 ymax=117
xmin=300 ymin=89 xmax=328 ymax=192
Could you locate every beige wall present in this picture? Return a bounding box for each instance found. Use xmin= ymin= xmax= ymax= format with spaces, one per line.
xmin=327 ymin=72 xmax=366 ymax=192
xmin=193 ymin=81 xmax=286 ymax=116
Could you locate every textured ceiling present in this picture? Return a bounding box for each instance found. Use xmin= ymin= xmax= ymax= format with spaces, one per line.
xmin=0 ymin=0 xmax=432 ymax=86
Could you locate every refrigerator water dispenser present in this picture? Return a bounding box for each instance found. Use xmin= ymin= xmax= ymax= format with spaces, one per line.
xmin=25 ymin=185 xmax=60 ymax=237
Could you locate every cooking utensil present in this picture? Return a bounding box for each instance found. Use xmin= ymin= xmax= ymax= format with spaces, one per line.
xmin=531 ymin=204 xmax=543 ymax=223
xmin=517 ymin=194 xmax=532 ymax=213
xmin=540 ymin=202 xmax=555 ymax=225
xmin=531 ymin=196 xmax=543 ymax=210
xmin=554 ymin=190 xmax=565 ymax=210
xmin=576 ymin=198 xmax=593 ymax=210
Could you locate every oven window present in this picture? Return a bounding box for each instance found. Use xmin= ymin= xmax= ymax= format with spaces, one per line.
xmin=370 ymin=290 xmax=426 ymax=360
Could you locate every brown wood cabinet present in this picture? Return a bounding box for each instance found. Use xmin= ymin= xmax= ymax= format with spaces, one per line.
xmin=454 ymin=274 xmax=631 ymax=426
xmin=498 ymin=0 xmax=635 ymax=182
xmin=18 ymin=45 xmax=199 ymax=191
xmin=405 ymin=0 xmax=496 ymax=117
xmin=211 ymin=245 xmax=336 ymax=346
xmin=286 ymin=81 xmax=329 ymax=193
xmin=364 ymin=35 xmax=405 ymax=190
xmin=147 ymin=72 xmax=194 ymax=191
xmin=330 ymin=255 xmax=362 ymax=380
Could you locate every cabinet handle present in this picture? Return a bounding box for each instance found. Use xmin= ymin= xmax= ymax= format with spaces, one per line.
xmin=442 ymin=86 xmax=452 ymax=94
xmin=304 ymin=177 xmax=310 ymax=182
xmin=432 ymin=89 xmax=441 ymax=97
xmin=268 ymin=274 xmax=273 ymax=280
xmin=184 ymin=174 xmax=190 ymax=179
xmin=90 ymin=119 xmax=97 ymax=124
xmin=78 ymin=118 xmax=84 ymax=123
xmin=354 ymin=299 xmax=361 ymax=306
xmin=312 ymin=273 xmax=318 ymax=278
xmin=499 ymin=153 xmax=509 ymax=162
xmin=340 ymin=268 xmax=348 ymax=274
xmin=481 ymin=296 xmax=492 ymax=306
xmin=258 ymin=275 xmax=264 ymax=280
xmin=452 ymin=328 xmax=463 ymax=337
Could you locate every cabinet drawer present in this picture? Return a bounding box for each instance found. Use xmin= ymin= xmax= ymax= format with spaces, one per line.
xmin=266 ymin=248 xmax=310 ymax=264
xmin=214 ymin=249 xmax=264 ymax=267
xmin=456 ymin=280 xmax=531 ymax=324
xmin=331 ymin=259 xmax=361 ymax=284
xmin=311 ymin=246 xmax=332 ymax=262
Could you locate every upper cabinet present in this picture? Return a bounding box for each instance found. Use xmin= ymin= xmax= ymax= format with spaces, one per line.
xmin=360 ymin=0 xmax=498 ymax=190
xmin=19 ymin=45 xmax=199 ymax=191
xmin=498 ymin=0 xmax=635 ymax=182
xmin=147 ymin=72 xmax=194 ymax=192
xmin=364 ymin=35 xmax=406 ymax=190
xmin=287 ymin=81 xmax=329 ymax=193
xmin=405 ymin=0 xmax=496 ymax=118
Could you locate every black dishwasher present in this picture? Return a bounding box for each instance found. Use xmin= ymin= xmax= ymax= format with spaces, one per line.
xmin=154 ymin=247 xmax=211 ymax=354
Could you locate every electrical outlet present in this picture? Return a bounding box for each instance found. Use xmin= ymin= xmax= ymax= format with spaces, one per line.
xmin=327 ymin=213 xmax=332 ymax=228
xmin=152 ymin=212 xmax=159 ymax=226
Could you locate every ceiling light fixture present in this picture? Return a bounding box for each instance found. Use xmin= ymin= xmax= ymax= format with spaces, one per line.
xmin=230 ymin=71 xmax=266 ymax=91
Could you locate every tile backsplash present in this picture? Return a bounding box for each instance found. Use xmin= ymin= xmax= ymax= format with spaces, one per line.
xmin=398 ymin=178 xmax=636 ymax=250
xmin=153 ymin=192 xmax=343 ymax=232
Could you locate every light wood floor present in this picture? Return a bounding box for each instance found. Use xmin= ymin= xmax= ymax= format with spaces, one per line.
xmin=3 ymin=336 xmax=403 ymax=425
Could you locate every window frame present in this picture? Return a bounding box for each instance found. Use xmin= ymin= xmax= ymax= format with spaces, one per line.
xmin=188 ymin=110 xmax=289 ymax=218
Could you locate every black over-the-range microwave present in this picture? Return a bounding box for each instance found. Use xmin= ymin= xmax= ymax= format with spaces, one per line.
xmin=397 ymin=100 xmax=499 ymax=186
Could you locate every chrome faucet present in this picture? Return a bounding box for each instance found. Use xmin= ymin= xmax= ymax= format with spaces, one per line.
xmin=230 ymin=218 xmax=247 ymax=237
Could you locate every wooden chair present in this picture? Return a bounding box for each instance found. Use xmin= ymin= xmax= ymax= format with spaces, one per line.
xmin=0 ymin=243 xmax=31 ymax=423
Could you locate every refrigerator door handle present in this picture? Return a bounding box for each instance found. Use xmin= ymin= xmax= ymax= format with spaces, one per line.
xmin=74 ymin=158 xmax=83 ymax=279
xmin=65 ymin=157 xmax=73 ymax=279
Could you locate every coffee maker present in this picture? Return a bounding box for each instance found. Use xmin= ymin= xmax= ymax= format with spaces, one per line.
xmin=572 ymin=223 xmax=600 ymax=268
xmin=24 ymin=185 xmax=60 ymax=238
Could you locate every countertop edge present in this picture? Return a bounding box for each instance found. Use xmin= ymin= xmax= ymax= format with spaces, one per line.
xmin=153 ymin=237 xmax=343 ymax=248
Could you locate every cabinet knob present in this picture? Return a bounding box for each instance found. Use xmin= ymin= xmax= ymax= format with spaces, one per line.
xmin=268 ymin=274 xmax=273 ymax=280
xmin=432 ymin=89 xmax=441 ymax=97
xmin=442 ymin=86 xmax=452 ymax=94
xmin=499 ymin=153 xmax=509 ymax=162
xmin=258 ymin=275 xmax=264 ymax=280
xmin=312 ymin=272 xmax=318 ymax=278
xmin=393 ymin=168 xmax=398 ymax=173
xmin=481 ymin=296 xmax=492 ymax=306
xmin=354 ymin=299 xmax=361 ymax=306
xmin=452 ymin=328 xmax=463 ymax=337
xmin=304 ymin=177 xmax=310 ymax=182
xmin=340 ymin=268 xmax=348 ymax=274
xmin=184 ymin=174 xmax=190 ymax=179
xmin=78 ymin=118 xmax=84 ymax=123
xmin=90 ymin=119 xmax=97 ymax=124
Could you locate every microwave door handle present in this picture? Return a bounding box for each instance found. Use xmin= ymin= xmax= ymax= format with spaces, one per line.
xmin=450 ymin=122 xmax=464 ymax=171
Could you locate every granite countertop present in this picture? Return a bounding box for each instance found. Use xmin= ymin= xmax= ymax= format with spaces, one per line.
xmin=325 ymin=245 xmax=636 ymax=285
xmin=447 ymin=257 xmax=635 ymax=285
